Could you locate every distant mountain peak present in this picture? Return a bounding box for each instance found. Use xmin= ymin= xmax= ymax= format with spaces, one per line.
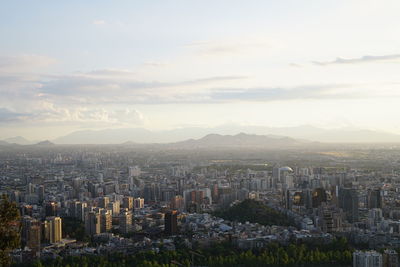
xmin=50 ymin=125 xmax=400 ymax=144
xmin=2 ymin=136 xmax=31 ymax=145
xmin=172 ymin=132 xmax=307 ymax=149
xmin=36 ymin=140 xmax=55 ymax=146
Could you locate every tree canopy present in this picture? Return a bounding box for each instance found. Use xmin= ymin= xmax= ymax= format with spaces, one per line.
xmin=0 ymin=194 xmax=21 ymax=267
xmin=213 ymin=199 xmax=295 ymax=227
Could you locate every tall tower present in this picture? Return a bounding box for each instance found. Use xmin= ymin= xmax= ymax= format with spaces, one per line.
xmin=85 ymin=211 xmax=101 ymax=236
xmin=339 ymin=188 xmax=359 ymax=223
xmin=99 ymin=196 xmax=109 ymax=209
xmin=46 ymin=216 xmax=62 ymax=244
xmin=122 ymin=196 xmax=134 ymax=211
xmin=45 ymin=201 xmax=58 ymax=217
xmin=119 ymin=211 xmax=132 ymax=234
xmin=367 ymin=189 xmax=383 ymax=209
xmin=100 ymin=209 xmax=112 ymax=233
xmin=165 ymin=210 xmax=178 ymax=235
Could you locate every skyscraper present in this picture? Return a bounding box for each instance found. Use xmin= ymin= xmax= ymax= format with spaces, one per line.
xmin=134 ymin=197 xmax=144 ymax=209
xmin=100 ymin=209 xmax=112 ymax=233
xmin=165 ymin=210 xmax=178 ymax=235
xmin=122 ymin=196 xmax=134 ymax=211
xmin=27 ymin=222 xmax=41 ymax=257
xmin=339 ymin=188 xmax=359 ymax=223
xmin=119 ymin=211 xmax=132 ymax=234
xmin=45 ymin=201 xmax=58 ymax=217
xmin=85 ymin=211 xmax=101 ymax=236
xmin=367 ymin=189 xmax=383 ymax=209
xmin=37 ymin=185 xmax=45 ymax=203
xmin=46 ymin=216 xmax=62 ymax=244
xmin=99 ymin=196 xmax=109 ymax=209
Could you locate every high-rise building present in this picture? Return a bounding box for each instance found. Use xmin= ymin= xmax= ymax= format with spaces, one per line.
xmin=22 ymin=216 xmax=41 ymax=255
xmin=353 ymin=250 xmax=382 ymax=267
xmin=27 ymin=183 xmax=35 ymax=195
xmin=45 ymin=201 xmax=58 ymax=217
xmin=10 ymin=190 xmax=21 ymax=203
xmin=383 ymin=250 xmax=398 ymax=267
xmin=45 ymin=216 xmax=62 ymax=244
xmin=367 ymin=189 xmax=383 ymax=209
xmin=100 ymin=209 xmax=112 ymax=232
xmin=369 ymin=208 xmax=383 ymax=227
xmin=312 ymin=188 xmax=327 ymax=208
xmin=122 ymin=196 xmax=134 ymax=211
xmin=128 ymin=166 xmax=141 ymax=177
xmin=76 ymin=201 xmax=87 ymax=221
xmin=107 ymin=201 xmax=120 ymax=216
xmin=339 ymin=188 xmax=359 ymax=223
xmin=119 ymin=211 xmax=132 ymax=234
xmin=170 ymin=195 xmax=184 ymax=211
xmin=134 ymin=197 xmax=144 ymax=209
xmin=98 ymin=196 xmax=109 ymax=209
xmin=85 ymin=211 xmax=101 ymax=236
xmin=165 ymin=210 xmax=178 ymax=235
xmin=37 ymin=185 xmax=45 ymax=203
xmin=26 ymin=222 xmax=41 ymax=257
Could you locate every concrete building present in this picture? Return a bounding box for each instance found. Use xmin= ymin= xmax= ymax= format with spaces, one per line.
xmin=165 ymin=210 xmax=178 ymax=235
xmin=100 ymin=209 xmax=112 ymax=232
xmin=85 ymin=211 xmax=101 ymax=236
xmin=353 ymin=250 xmax=382 ymax=267
xmin=383 ymin=250 xmax=398 ymax=267
xmin=45 ymin=216 xmax=62 ymax=244
xmin=119 ymin=211 xmax=132 ymax=234
xmin=134 ymin=197 xmax=144 ymax=209
xmin=122 ymin=196 xmax=134 ymax=211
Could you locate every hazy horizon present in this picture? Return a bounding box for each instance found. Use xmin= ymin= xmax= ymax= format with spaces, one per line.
xmin=3 ymin=124 xmax=400 ymax=145
xmin=1 ymin=1 xmax=400 ymax=140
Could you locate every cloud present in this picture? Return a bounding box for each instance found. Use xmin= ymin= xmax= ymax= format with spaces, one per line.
xmin=0 ymin=101 xmax=145 ymax=127
xmin=289 ymin=63 xmax=302 ymax=68
xmin=36 ymin=71 xmax=246 ymax=103
xmin=0 ymin=54 xmax=56 ymax=72
xmin=185 ymin=38 xmax=270 ymax=57
xmin=92 ymin=20 xmax=106 ymax=25
xmin=209 ymin=84 xmax=353 ymax=102
xmin=313 ymin=54 xmax=400 ymax=66
xmin=0 ymin=108 xmax=32 ymax=124
xmin=142 ymin=61 xmax=169 ymax=67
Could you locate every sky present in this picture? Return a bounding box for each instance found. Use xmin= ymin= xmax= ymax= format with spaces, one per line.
xmin=1 ymin=0 xmax=400 ymax=140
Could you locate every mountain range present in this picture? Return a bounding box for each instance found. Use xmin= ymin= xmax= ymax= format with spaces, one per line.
xmin=166 ymin=133 xmax=312 ymax=149
xmin=2 ymin=125 xmax=400 ymax=145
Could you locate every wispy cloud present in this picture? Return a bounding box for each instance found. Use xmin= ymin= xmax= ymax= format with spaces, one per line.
xmin=92 ymin=20 xmax=106 ymax=25
xmin=209 ymin=84 xmax=354 ymax=102
xmin=185 ymin=38 xmax=270 ymax=57
xmin=142 ymin=61 xmax=169 ymax=67
xmin=0 ymin=54 xmax=56 ymax=72
xmin=313 ymin=54 xmax=400 ymax=66
xmin=0 ymin=108 xmax=32 ymax=124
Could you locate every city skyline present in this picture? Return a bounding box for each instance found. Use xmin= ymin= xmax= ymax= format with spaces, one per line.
xmin=1 ymin=1 xmax=400 ymax=140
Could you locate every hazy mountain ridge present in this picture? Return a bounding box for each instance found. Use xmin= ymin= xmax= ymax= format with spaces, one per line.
xmin=2 ymin=136 xmax=32 ymax=145
xmin=2 ymin=125 xmax=400 ymax=145
xmin=168 ymin=133 xmax=312 ymax=149
xmin=52 ymin=125 xmax=400 ymax=144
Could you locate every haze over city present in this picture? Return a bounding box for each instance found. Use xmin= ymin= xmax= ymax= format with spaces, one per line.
xmin=1 ymin=0 xmax=400 ymax=141
xmin=3 ymin=2 xmax=400 ymax=267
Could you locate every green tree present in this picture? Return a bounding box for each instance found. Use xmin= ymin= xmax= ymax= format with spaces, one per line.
xmin=0 ymin=194 xmax=20 ymax=266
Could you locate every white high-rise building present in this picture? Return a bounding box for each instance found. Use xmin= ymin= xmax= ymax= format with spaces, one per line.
xmin=353 ymin=250 xmax=382 ymax=267
xmin=128 ymin=166 xmax=141 ymax=177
